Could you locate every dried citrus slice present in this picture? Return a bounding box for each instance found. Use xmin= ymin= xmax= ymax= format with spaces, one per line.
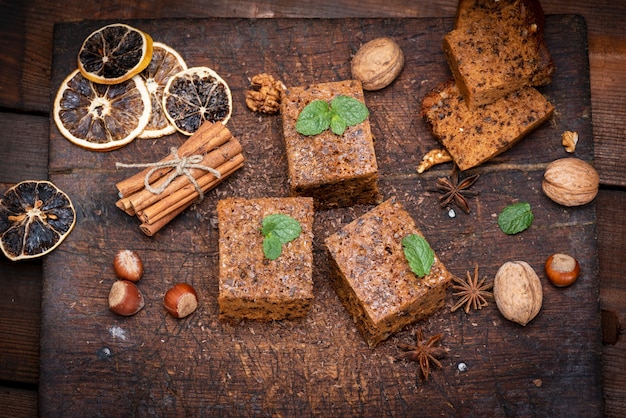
xmin=78 ymin=23 xmax=154 ymax=85
xmin=0 ymin=180 xmax=76 ymax=261
xmin=53 ymin=69 xmax=151 ymax=151
xmin=162 ymin=66 xmax=232 ymax=136
xmin=138 ymin=42 xmax=188 ymax=139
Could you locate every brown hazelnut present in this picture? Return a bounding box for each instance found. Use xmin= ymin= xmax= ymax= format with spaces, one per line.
xmin=493 ymin=261 xmax=543 ymax=326
xmin=164 ymin=283 xmax=198 ymax=318
xmin=545 ymin=253 xmax=580 ymax=287
xmin=113 ymin=249 xmax=143 ymax=282
xmin=542 ymin=158 xmax=599 ymax=206
xmin=351 ymin=37 xmax=404 ymax=91
xmin=108 ymin=280 xmax=145 ymax=316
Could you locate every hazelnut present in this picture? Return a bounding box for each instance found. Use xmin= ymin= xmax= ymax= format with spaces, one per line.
xmin=108 ymin=280 xmax=145 ymax=316
xmin=113 ymin=249 xmax=143 ymax=282
xmin=493 ymin=261 xmax=543 ymax=326
xmin=545 ymin=253 xmax=580 ymax=287
xmin=542 ymin=158 xmax=599 ymax=206
xmin=164 ymin=283 xmax=198 ymax=318
xmin=351 ymin=37 xmax=404 ymax=91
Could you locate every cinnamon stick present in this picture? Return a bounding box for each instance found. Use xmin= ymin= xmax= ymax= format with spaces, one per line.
xmin=119 ymin=137 xmax=242 ymax=215
xmin=139 ymin=153 xmax=245 ymax=225
xmin=115 ymin=121 xmax=231 ymax=198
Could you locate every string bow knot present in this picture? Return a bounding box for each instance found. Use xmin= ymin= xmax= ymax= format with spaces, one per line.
xmin=116 ymin=147 xmax=221 ymax=203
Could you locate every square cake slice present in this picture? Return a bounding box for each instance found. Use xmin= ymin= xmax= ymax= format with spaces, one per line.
xmin=443 ymin=0 xmax=555 ymax=109
xmin=325 ymin=199 xmax=452 ymax=347
xmin=280 ymin=79 xmax=380 ymax=209
xmin=217 ymin=197 xmax=314 ymax=321
xmin=421 ymin=80 xmax=554 ymax=171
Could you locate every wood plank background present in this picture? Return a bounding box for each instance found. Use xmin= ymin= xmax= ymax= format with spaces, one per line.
xmin=0 ymin=1 xmax=624 ymax=417
xmin=38 ymin=15 xmax=602 ymax=416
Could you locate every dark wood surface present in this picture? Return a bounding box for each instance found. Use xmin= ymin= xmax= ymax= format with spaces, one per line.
xmin=0 ymin=1 xmax=624 ymax=417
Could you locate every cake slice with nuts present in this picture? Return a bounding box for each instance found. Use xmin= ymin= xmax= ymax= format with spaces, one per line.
xmin=443 ymin=0 xmax=555 ymax=109
xmin=325 ymin=199 xmax=452 ymax=347
xmin=421 ymin=80 xmax=554 ymax=171
xmin=217 ymin=197 xmax=314 ymax=321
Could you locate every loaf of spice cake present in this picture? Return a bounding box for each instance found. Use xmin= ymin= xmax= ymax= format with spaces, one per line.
xmin=217 ymin=197 xmax=314 ymax=321
xmin=280 ymin=79 xmax=380 ymax=209
xmin=325 ymin=199 xmax=452 ymax=347
xmin=421 ymin=80 xmax=554 ymax=171
xmin=443 ymin=0 xmax=555 ymax=109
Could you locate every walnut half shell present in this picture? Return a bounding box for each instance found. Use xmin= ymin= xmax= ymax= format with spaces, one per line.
xmin=493 ymin=261 xmax=543 ymax=326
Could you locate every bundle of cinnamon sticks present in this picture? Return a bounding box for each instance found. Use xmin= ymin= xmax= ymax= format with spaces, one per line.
xmin=115 ymin=122 xmax=244 ymax=236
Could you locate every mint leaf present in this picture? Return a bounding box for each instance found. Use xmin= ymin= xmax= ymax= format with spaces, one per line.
xmin=261 ymin=214 xmax=302 ymax=259
xmin=498 ymin=202 xmax=534 ymax=235
xmin=330 ymin=113 xmax=347 ymax=135
xmin=296 ymin=100 xmax=331 ymax=136
xmin=331 ymin=95 xmax=369 ymax=126
xmin=402 ymin=234 xmax=435 ymax=278
xmin=263 ymin=235 xmax=283 ymax=260
xmin=295 ymin=95 xmax=368 ymax=136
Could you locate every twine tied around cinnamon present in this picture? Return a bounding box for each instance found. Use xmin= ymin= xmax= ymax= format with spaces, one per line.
xmin=116 ymin=147 xmax=221 ymax=202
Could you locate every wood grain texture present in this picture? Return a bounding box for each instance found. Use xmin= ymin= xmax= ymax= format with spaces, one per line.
xmin=39 ymin=16 xmax=603 ymax=416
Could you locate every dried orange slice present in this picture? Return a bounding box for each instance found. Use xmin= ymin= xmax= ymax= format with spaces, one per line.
xmin=0 ymin=180 xmax=76 ymax=261
xmin=78 ymin=23 xmax=153 ymax=85
xmin=53 ymin=69 xmax=151 ymax=151
xmin=138 ymin=42 xmax=188 ymax=139
xmin=162 ymin=66 xmax=232 ymax=136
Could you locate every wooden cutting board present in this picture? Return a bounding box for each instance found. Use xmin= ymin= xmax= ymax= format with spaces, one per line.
xmin=41 ymin=16 xmax=603 ymax=416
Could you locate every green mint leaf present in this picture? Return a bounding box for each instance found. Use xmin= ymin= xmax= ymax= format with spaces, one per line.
xmin=498 ymin=202 xmax=534 ymax=235
xmin=295 ymin=95 xmax=369 ymax=136
xmin=263 ymin=235 xmax=283 ymax=260
xmin=402 ymin=234 xmax=435 ymax=278
xmin=296 ymin=100 xmax=331 ymax=136
xmin=330 ymin=95 xmax=369 ymax=126
xmin=330 ymin=113 xmax=347 ymax=135
xmin=262 ymin=214 xmax=301 ymax=243
xmin=261 ymin=214 xmax=302 ymax=259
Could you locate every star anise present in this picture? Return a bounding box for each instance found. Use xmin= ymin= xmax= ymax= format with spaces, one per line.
xmin=432 ymin=165 xmax=479 ymax=214
xmin=450 ymin=264 xmax=494 ymax=313
xmin=396 ymin=329 xmax=447 ymax=380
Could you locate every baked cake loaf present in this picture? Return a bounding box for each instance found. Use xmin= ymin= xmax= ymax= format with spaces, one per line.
xmin=280 ymin=80 xmax=380 ymax=209
xmin=421 ymin=80 xmax=554 ymax=171
xmin=325 ymin=199 xmax=452 ymax=347
xmin=217 ymin=197 xmax=314 ymax=321
xmin=443 ymin=0 xmax=555 ymax=109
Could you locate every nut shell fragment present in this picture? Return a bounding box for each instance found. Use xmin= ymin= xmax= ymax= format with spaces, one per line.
xmin=493 ymin=261 xmax=542 ymax=326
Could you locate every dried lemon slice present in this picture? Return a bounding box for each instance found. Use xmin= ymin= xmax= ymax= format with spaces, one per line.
xmin=0 ymin=180 xmax=76 ymax=261
xmin=53 ymin=69 xmax=151 ymax=151
xmin=162 ymin=66 xmax=232 ymax=136
xmin=138 ymin=42 xmax=188 ymax=139
xmin=78 ymin=23 xmax=154 ymax=85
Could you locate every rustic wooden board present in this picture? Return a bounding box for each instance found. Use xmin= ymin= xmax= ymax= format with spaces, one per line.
xmin=41 ymin=16 xmax=602 ymax=416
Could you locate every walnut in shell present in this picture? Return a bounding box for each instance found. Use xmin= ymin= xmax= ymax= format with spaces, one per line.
xmin=542 ymin=158 xmax=599 ymax=206
xmin=351 ymin=37 xmax=404 ymax=91
xmin=493 ymin=261 xmax=543 ymax=326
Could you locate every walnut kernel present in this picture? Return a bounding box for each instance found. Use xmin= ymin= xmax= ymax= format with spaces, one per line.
xmin=245 ymin=73 xmax=285 ymax=114
xmin=417 ymin=148 xmax=453 ymax=173
xmin=561 ymin=130 xmax=578 ymax=153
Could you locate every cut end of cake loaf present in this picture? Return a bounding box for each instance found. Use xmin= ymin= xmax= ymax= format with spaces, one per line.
xmin=325 ymin=199 xmax=452 ymax=347
xmin=217 ymin=197 xmax=315 ymax=321
xmin=443 ymin=0 xmax=555 ymax=109
xmin=280 ymin=79 xmax=380 ymax=209
xmin=421 ymin=80 xmax=554 ymax=171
